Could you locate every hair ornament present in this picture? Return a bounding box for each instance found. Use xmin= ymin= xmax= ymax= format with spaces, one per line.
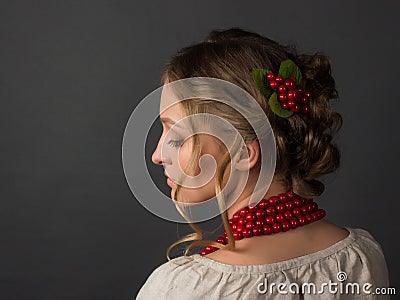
xmin=252 ymin=59 xmax=311 ymax=118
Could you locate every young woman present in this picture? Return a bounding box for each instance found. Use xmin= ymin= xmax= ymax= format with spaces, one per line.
xmin=136 ymin=27 xmax=390 ymax=299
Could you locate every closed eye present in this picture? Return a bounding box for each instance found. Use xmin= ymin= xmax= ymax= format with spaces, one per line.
xmin=167 ymin=139 xmax=184 ymax=148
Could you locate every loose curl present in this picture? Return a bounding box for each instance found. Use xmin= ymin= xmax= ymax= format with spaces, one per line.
xmin=159 ymin=27 xmax=343 ymax=262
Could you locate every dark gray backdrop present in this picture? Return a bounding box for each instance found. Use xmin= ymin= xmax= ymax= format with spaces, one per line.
xmin=0 ymin=1 xmax=399 ymax=299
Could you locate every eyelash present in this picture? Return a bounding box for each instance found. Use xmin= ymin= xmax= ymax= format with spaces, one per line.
xmin=167 ymin=139 xmax=184 ymax=148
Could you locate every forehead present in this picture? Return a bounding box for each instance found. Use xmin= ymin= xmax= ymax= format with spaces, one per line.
xmin=159 ymin=102 xmax=184 ymax=124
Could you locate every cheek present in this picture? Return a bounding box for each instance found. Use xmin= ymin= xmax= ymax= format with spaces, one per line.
xmin=177 ymin=140 xmax=199 ymax=176
xmin=177 ymin=148 xmax=190 ymax=174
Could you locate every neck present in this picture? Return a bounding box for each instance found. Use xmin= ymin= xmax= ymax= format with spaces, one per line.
xmin=227 ymin=174 xmax=289 ymax=219
xmin=200 ymin=188 xmax=326 ymax=256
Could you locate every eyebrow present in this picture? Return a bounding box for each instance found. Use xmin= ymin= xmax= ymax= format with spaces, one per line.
xmin=159 ymin=117 xmax=175 ymax=125
xmin=160 ymin=117 xmax=186 ymax=130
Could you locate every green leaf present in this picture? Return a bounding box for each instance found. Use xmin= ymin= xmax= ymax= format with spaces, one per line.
xmin=278 ymin=59 xmax=302 ymax=86
xmin=251 ymin=68 xmax=273 ymax=98
xmin=268 ymin=91 xmax=293 ymax=118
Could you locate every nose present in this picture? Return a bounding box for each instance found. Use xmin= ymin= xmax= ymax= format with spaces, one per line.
xmin=151 ymin=139 xmax=163 ymax=165
xmin=152 ymin=134 xmax=170 ymax=166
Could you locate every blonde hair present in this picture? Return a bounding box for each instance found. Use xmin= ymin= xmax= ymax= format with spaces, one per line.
xmin=160 ymin=27 xmax=342 ymax=262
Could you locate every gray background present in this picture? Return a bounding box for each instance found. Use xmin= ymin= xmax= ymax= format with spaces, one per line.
xmin=0 ymin=1 xmax=399 ymax=299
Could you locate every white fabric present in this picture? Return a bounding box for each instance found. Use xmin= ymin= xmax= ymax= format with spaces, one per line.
xmin=136 ymin=227 xmax=390 ymax=299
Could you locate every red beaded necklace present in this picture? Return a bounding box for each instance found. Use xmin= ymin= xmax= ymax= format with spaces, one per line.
xmin=200 ymin=190 xmax=326 ymax=256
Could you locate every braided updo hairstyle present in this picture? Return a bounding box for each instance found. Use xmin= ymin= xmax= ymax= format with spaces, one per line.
xmin=161 ymin=27 xmax=342 ymax=259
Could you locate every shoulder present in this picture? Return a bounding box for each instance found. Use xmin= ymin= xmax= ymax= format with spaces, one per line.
xmin=349 ymin=227 xmax=388 ymax=265
xmin=337 ymin=227 xmax=390 ymax=287
xmin=136 ymin=255 xmax=209 ymax=300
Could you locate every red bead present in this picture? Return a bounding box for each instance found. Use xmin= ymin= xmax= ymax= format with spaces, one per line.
xmin=223 ymin=236 xmax=229 ymax=243
xmin=301 ymin=96 xmax=309 ymax=104
xmin=246 ymin=213 xmax=256 ymax=222
xmin=249 ymin=205 xmax=258 ymax=213
xmin=256 ymin=209 xmax=266 ymax=219
xmin=290 ymin=219 xmax=299 ymax=229
xmin=238 ymin=217 xmax=247 ymax=226
xmin=266 ymin=73 xmax=275 ymax=81
xmin=273 ymin=223 xmax=282 ymax=233
xmin=297 ymin=216 xmax=307 ymax=226
xmin=236 ymin=225 xmax=245 ymax=232
xmin=301 ymin=205 xmax=309 ymax=214
xmin=285 ymin=79 xmax=295 ymax=89
xmin=232 ymin=213 xmax=240 ymax=222
xmin=276 ymin=213 xmax=285 ymax=223
xmin=233 ymin=231 xmax=243 ymax=240
xmin=279 ymin=93 xmax=287 ymax=102
xmin=200 ymin=250 xmax=207 ymax=256
xmin=231 ymin=223 xmax=238 ymax=230
xmin=270 ymin=80 xmax=278 ymax=89
xmin=287 ymin=191 xmax=296 ymax=199
xmin=266 ymin=206 xmax=276 ymax=216
xmin=281 ymin=103 xmax=289 ymax=110
xmin=305 ymin=214 xmax=313 ymax=223
xmin=294 ymin=199 xmax=302 ymax=207
xmin=276 ymin=203 xmax=286 ymax=213
xmin=282 ymin=221 xmax=291 ymax=231
xmin=242 ymin=228 xmax=253 ymax=238
xmin=263 ymin=225 xmax=273 ymax=235
xmin=275 ymin=75 xmax=284 ymax=84
xmin=203 ymin=246 xmax=212 ymax=254
xmin=239 ymin=207 xmax=249 ymax=217
xmin=285 ymin=201 xmax=294 ymax=210
xmin=266 ymin=215 xmax=276 ymax=225
xmin=278 ymin=85 xmax=287 ymax=93
xmin=294 ymin=91 xmax=301 ymax=101
xmin=255 ymin=219 xmax=266 ymax=227
xmin=311 ymin=212 xmax=318 ymax=220
xmin=258 ymin=199 xmax=269 ymax=209
xmin=310 ymin=202 xmax=318 ymax=212
xmin=229 ymin=220 xmax=233 ymax=225
xmin=269 ymin=196 xmax=279 ymax=206
xmin=317 ymin=209 xmax=326 ymax=219
xmin=287 ymin=100 xmax=295 ymax=108
xmin=253 ymin=226 xmax=262 ymax=236
xmin=292 ymin=207 xmax=302 ymax=216
xmin=296 ymin=87 xmax=303 ymax=95
xmin=301 ymin=105 xmax=310 ymax=114
xmin=246 ymin=221 xmax=255 ymax=229
xmin=217 ymin=237 xmax=225 ymax=244
xmin=304 ymin=91 xmax=311 ymax=99
xmin=205 ymin=245 xmax=213 ymax=252
xmin=278 ymin=193 xmax=288 ymax=203
xmin=287 ymin=90 xmax=296 ymax=100
xmin=290 ymin=104 xmax=300 ymax=112
xmin=284 ymin=211 xmax=293 ymax=220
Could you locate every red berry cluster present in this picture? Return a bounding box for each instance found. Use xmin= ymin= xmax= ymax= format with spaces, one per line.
xmin=266 ymin=72 xmax=311 ymax=115
xmin=199 ymin=190 xmax=326 ymax=256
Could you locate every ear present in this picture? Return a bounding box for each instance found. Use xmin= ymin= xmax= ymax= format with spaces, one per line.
xmin=235 ymin=140 xmax=260 ymax=171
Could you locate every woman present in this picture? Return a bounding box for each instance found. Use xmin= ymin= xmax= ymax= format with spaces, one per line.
xmin=136 ymin=27 xmax=389 ymax=299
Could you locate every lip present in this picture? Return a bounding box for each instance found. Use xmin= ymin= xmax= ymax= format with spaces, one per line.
xmin=167 ymin=177 xmax=177 ymax=187
xmin=164 ymin=171 xmax=177 ymax=187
